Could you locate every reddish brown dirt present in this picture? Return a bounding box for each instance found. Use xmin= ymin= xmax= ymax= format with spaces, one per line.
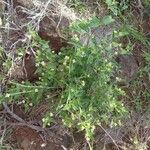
xmin=9 ymin=50 xmax=38 ymax=82
xmin=38 ymin=16 xmax=69 ymax=53
xmin=11 ymin=126 xmax=62 ymax=150
xmin=4 ymin=103 xmax=71 ymax=150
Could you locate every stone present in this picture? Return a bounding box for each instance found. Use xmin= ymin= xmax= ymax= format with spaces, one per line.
xmin=115 ymin=54 xmax=139 ymax=84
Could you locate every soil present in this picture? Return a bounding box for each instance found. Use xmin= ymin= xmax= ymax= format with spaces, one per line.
xmin=115 ymin=54 xmax=139 ymax=84
xmin=12 ymin=127 xmax=52 ymax=150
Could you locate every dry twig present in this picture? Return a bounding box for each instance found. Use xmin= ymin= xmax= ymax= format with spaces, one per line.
xmin=3 ymin=102 xmax=45 ymax=132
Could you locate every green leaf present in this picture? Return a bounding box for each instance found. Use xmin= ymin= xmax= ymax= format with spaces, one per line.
xmin=106 ymin=0 xmax=113 ymax=5
xmin=89 ymin=17 xmax=101 ymax=28
xmin=101 ymin=16 xmax=115 ymax=25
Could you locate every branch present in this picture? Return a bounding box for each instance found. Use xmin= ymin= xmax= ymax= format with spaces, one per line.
xmin=3 ymin=102 xmax=44 ymax=132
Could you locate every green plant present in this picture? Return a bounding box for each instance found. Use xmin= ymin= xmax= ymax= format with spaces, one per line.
xmin=0 ymin=17 xmax=127 ymax=149
xmin=67 ymin=0 xmax=86 ymax=12
xmin=125 ymin=48 xmax=150 ymax=111
xmin=104 ymin=0 xmax=129 ymax=15
xmin=142 ymin=0 xmax=150 ymax=11
xmin=36 ymin=17 xmax=127 ymax=143
xmin=121 ymin=25 xmax=150 ymax=46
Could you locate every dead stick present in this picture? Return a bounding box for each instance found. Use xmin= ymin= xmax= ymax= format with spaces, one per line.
xmin=2 ymin=102 xmax=44 ymax=132
xmin=3 ymin=102 xmax=25 ymax=123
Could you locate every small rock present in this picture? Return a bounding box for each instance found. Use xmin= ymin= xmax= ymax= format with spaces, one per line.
xmin=8 ymin=50 xmax=37 ymax=82
xmin=115 ymin=54 xmax=139 ymax=85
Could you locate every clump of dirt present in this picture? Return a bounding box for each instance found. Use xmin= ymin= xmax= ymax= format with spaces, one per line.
xmin=38 ymin=16 xmax=69 ymax=53
xmin=11 ymin=125 xmax=86 ymax=150
xmin=8 ymin=50 xmax=38 ymax=82
xmin=11 ymin=126 xmax=67 ymax=150
xmin=115 ymin=54 xmax=139 ymax=84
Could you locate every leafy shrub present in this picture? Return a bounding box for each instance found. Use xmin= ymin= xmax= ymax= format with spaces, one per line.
xmin=0 ymin=17 xmax=127 ymax=147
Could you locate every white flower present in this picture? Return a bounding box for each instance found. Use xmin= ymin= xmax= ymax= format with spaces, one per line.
xmin=58 ymin=52 xmax=61 ymax=55
xmin=64 ymin=56 xmax=69 ymax=60
xmin=114 ymin=30 xmax=117 ymax=34
xmin=5 ymin=93 xmax=10 ymax=98
xmin=81 ymin=81 xmax=85 ymax=86
xmin=116 ymin=77 xmax=122 ymax=82
xmin=114 ymin=51 xmax=118 ymax=55
xmin=82 ymin=52 xmax=85 ymax=55
xmin=63 ymin=61 xmax=67 ymax=66
xmin=41 ymin=143 xmax=47 ymax=147
xmin=50 ymin=113 xmax=53 ymax=116
xmin=22 ymin=100 xmax=25 ymax=104
xmin=81 ymin=52 xmax=85 ymax=57
xmin=47 ymin=95 xmax=50 ymax=98
xmin=42 ymin=118 xmax=45 ymax=122
xmin=41 ymin=61 xmax=46 ymax=66
xmin=35 ymin=89 xmax=38 ymax=92
xmin=71 ymin=89 xmax=74 ymax=92
xmin=72 ymin=59 xmax=76 ymax=63
xmin=74 ymin=34 xmax=79 ymax=41
xmin=29 ymin=103 xmax=33 ymax=107
xmin=35 ymin=63 xmax=39 ymax=67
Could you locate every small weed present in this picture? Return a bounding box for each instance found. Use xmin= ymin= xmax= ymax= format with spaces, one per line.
xmin=67 ymin=0 xmax=86 ymax=13
xmin=104 ymin=0 xmax=129 ymax=15
xmin=0 ymin=16 xmax=128 ymax=148
xmin=142 ymin=0 xmax=150 ymax=10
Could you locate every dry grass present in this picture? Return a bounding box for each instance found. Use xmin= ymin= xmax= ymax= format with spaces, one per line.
xmin=97 ymin=112 xmax=150 ymax=150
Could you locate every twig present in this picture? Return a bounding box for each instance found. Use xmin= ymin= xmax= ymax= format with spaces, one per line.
xmin=3 ymin=102 xmax=25 ymax=123
xmin=3 ymin=122 xmax=45 ymax=132
xmin=2 ymin=102 xmax=44 ymax=132
xmin=99 ymin=124 xmax=120 ymax=150
xmin=0 ymin=118 xmax=7 ymax=145
xmin=61 ymin=145 xmax=67 ymax=150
